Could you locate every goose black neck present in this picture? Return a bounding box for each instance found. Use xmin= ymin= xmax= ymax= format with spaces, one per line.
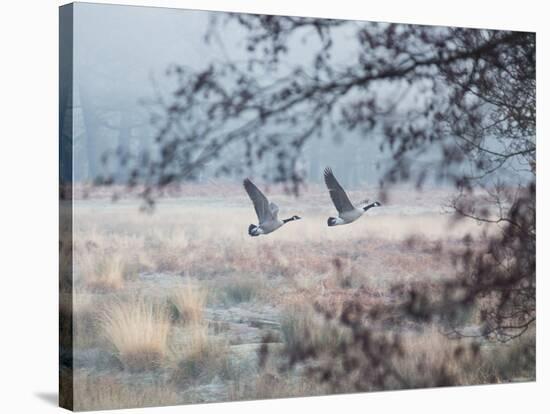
xmin=363 ymin=202 xmax=378 ymax=212
xmin=283 ymin=216 xmax=297 ymax=223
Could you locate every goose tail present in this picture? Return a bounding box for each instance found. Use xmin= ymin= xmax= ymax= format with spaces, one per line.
xmin=327 ymin=217 xmax=338 ymax=227
xmin=248 ymin=224 xmax=260 ymax=237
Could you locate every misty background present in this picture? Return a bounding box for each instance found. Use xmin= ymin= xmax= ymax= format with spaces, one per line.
xmin=71 ymin=2 xmax=494 ymax=190
xmin=73 ymin=3 xmax=452 ymax=188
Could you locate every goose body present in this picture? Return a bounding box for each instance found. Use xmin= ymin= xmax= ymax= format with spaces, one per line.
xmin=323 ymin=167 xmax=381 ymax=226
xmin=243 ymin=178 xmax=301 ymax=236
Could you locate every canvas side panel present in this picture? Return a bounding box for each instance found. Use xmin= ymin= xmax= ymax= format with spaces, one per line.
xmin=59 ymin=3 xmax=74 ymax=411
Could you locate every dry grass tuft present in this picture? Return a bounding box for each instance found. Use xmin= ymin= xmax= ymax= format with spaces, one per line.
xmin=169 ymin=322 xmax=231 ymax=387
xmin=100 ymin=297 xmax=170 ymax=372
xmin=392 ymin=325 xmax=533 ymax=388
xmin=217 ymin=275 xmax=264 ymax=305
xmin=230 ymin=370 xmax=328 ymax=401
xmin=396 ymin=326 xmax=482 ymax=387
xmin=170 ymin=281 xmax=208 ymax=325
xmin=73 ymin=372 xmax=180 ymax=411
xmin=281 ymin=302 xmax=350 ymax=353
xmin=78 ymin=252 xmax=127 ymax=291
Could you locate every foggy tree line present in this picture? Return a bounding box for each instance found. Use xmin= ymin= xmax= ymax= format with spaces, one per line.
xmin=71 ymin=10 xmax=471 ymax=191
xmin=74 ymin=86 xmax=396 ymax=189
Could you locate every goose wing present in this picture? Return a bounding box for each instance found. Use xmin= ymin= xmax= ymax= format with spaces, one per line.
xmin=324 ymin=167 xmax=355 ymax=213
xmin=269 ymin=202 xmax=279 ymax=219
xmin=243 ymin=178 xmax=275 ymax=224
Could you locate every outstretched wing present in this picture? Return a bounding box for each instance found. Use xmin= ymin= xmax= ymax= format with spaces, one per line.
xmin=323 ymin=167 xmax=355 ymax=213
xmin=243 ymin=179 xmax=275 ymax=224
xmin=269 ymin=202 xmax=279 ymax=219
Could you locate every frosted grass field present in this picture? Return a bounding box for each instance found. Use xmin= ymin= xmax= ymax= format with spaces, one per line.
xmin=61 ymin=186 xmax=533 ymax=410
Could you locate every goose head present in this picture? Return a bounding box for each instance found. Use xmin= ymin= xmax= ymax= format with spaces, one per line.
xmin=362 ymin=201 xmax=382 ymax=212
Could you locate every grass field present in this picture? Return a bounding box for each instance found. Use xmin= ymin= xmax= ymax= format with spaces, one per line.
xmin=62 ymin=185 xmax=535 ymax=410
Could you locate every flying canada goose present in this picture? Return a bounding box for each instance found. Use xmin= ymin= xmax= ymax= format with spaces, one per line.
xmin=324 ymin=167 xmax=381 ymax=226
xmin=243 ymin=178 xmax=301 ymax=236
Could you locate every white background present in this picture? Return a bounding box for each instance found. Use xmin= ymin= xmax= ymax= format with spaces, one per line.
xmin=0 ymin=0 xmax=546 ymax=413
